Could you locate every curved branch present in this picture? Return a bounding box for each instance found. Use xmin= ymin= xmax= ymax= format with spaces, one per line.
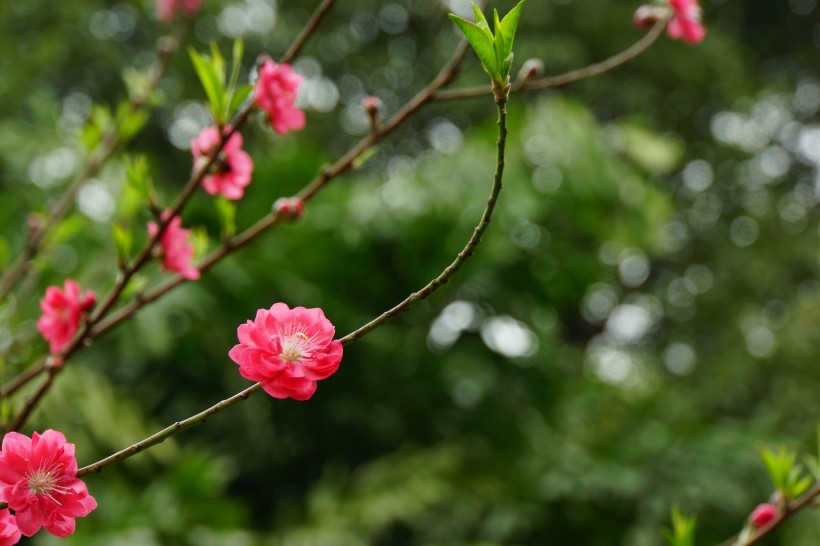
xmin=77 ymin=93 xmax=510 ymax=478
xmin=431 ymin=17 xmax=668 ymax=102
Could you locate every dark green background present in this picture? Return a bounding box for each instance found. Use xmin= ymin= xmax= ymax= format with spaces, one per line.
xmin=0 ymin=0 xmax=818 ymax=544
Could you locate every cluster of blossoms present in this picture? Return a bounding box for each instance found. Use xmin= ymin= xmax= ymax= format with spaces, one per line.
xmin=0 ymin=430 xmax=96 ymax=543
xmin=156 ymin=0 xmax=202 ymax=23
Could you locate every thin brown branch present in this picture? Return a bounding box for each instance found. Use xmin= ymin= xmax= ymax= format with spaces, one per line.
xmin=431 ymin=17 xmax=668 ymax=102
xmin=8 ymin=368 xmax=58 ymax=432
xmin=280 ymin=0 xmax=336 ymax=64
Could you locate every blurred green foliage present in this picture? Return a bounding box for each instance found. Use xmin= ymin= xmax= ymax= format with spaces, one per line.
xmin=0 ymin=0 xmax=819 ymax=544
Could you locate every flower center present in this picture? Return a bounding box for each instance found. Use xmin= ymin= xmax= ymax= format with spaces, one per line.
xmin=279 ymin=330 xmax=312 ymax=363
xmin=26 ymin=466 xmax=68 ymax=503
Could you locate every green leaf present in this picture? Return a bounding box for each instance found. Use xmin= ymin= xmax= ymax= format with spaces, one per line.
xmin=663 ymin=506 xmax=696 ymax=546
xmin=209 ymin=42 xmax=226 ymax=88
xmin=499 ymin=0 xmax=526 ymax=58
xmin=448 ymin=14 xmax=500 ymax=81
xmin=115 ymin=101 xmax=149 ymax=143
xmin=228 ymin=38 xmax=244 ymax=93
xmin=759 ymin=444 xmax=812 ymax=500
xmin=113 ymin=224 xmax=133 ymax=262
xmin=352 ymin=146 xmax=379 ymax=170
xmin=471 ymin=2 xmax=494 ymax=41
xmin=229 ymin=85 xmax=254 ymax=118
xmin=215 ymin=197 xmax=236 ymax=238
xmin=189 ymin=48 xmax=226 ymax=124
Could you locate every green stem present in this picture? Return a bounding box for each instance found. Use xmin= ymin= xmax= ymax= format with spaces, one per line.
xmin=341 ymin=96 xmax=508 ymax=346
xmin=77 ymin=97 xmax=510 ymax=477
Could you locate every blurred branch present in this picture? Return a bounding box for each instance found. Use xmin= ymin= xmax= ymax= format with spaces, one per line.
xmin=0 ymin=24 xmax=188 ymax=304
xmin=280 ymin=0 xmax=336 ymax=64
xmin=431 ymin=16 xmax=669 ymax=102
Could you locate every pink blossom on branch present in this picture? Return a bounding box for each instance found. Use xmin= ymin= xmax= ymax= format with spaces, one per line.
xmin=0 ymin=510 xmax=20 ymax=546
xmin=36 ymin=280 xmax=96 ymax=355
xmin=0 ymin=430 xmax=97 ymax=539
xmin=229 ymin=303 xmax=343 ymax=400
xmin=255 ymin=60 xmax=306 ymax=135
xmin=157 ymin=0 xmax=202 ymax=23
xmin=147 ymin=214 xmax=201 ymax=280
xmin=191 ymin=126 xmax=254 ymax=200
xmin=667 ymin=0 xmax=706 ymax=44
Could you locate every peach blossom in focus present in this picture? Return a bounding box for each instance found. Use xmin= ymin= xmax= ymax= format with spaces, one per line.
xmin=157 ymin=0 xmax=202 ymax=23
xmin=36 ymin=280 xmax=95 ymax=354
xmin=667 ymin=0 xmax=706 ymax=44
xmin=0 ymin=430 xmax=97 ymax=538
xmin=255 ymin=60 xmax=306 ymax=135
xmin=191 ymin=126 xmax=254 ymax=200
xmin=148 ymin=214 xmax=200 ymax=280
xmin=229 ymin=303 xmax=343 ymax=400
xmin=0 ymin=510 xmax=20 ymax=546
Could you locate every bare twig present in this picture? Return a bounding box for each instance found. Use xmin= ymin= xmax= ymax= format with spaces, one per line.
xmin=431 ymin=17 xmax=668 ymax=102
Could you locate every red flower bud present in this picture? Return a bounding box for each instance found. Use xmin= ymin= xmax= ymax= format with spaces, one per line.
xmin=274 ymin=197 xmax=305 ymax=219
xmin=750 ymin=503 xmax=778 ymax=528
xmin=633 ymin=5 xmax=664 ymax=29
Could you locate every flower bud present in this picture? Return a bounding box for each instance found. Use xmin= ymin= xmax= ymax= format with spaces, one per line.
xmin=274 ymin=197 xmax=305 ymax=220
xmin=517 ymin=58 xmax=544 ymax=83
xmin=362 ymin=95 xmax=383 ymax=127
xmin=633 ymin=5 xmax=665 ymax=29
xmin=750 ymin=503 xmax=778 ymax=528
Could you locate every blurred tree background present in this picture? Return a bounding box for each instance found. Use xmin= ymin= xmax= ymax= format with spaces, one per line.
xmin=0 ymin=0 xmax=819 ymax=544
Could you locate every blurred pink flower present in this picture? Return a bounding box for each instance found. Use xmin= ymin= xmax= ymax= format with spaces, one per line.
xmin=148 ymin=214 xmax=200 ymax=280
xmin=667 ymin=0 xmax=706 ymax=44
xmin=0 ymin=430 xmax=97 ymax=538
xmin=36 ymin=280 xmax=95 ymax=354
xmin=0 ymin=509 xmax=20 ymax=546
xmin=157 ymin=0 xmax=202 ymax=23
xmin=229 ymin=303 xmax=343 ymax=400
xmin=255 ymin=60 xmax=306 ymax=135
xmin=750 ymin=503 xmax=778 ymax=528
xmin=191 ymin=126 xmax=254 ymax=200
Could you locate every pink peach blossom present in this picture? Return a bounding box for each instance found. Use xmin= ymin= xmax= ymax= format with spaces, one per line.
xmin=229 ymin=303 xmax=343 ymax=400
xmin=667 ymin=0 xmax=706 ymax=44
xmin=36 ymin=280 xmax=96 ymax=355
xmin=191 ymin=126 xmax=254 ymax=200
xmin=157 ymin=0 xmax=202 ymax=23
xmin=255 ymin=60 xmax=306 ymax=135
xmin=0 ymin=430 xmax=97 ymax=538
xmin=750 ymin=503 xmax=778 ymax=528
xmin=147 ymin=214 xmax=200 ymax=280
xmin=0 ymin=510 xmax=20 ymax=546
